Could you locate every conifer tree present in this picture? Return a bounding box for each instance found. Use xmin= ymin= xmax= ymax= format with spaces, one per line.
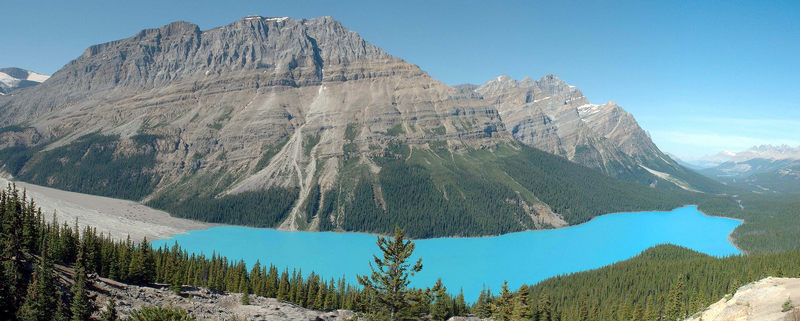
xmin=454 ymin=290 xmax=468 ymax=317
xmin=70 ymin=266 xmax=92 ymax=321
xmin=1 ymin=186 xmax=26 ymax=319
xmin=241 ymin=285 xmax=251 ymax=305
xmin=313 ymin=283 xmax=325 ymax=310
xmin=18 ymin=243 xmax=58 ymax=321
xmin=665 ymin=279 xmax=685 ymax=321
xmin=139 ymin=237 xmax=156 ymax=284
xmin=473 ymin=287 xmax=492 ymax=318
xmin=324 ymin=280 xmax=337 ymax=310
xmin=511 ymin=285 xmax=532 ymax=320
xmin=491 ymin=281 xmax=514 ymax=321
xmin=266 ymin=266 xmax=279 ymax=298
xmin=277 ymin=270 xmax=290 ymax=301
xmin=357 ymin=227 xmax=423 ymax=321
xmin=537 ymin=292 xmax=552 ymax=321
xmin=170 ymin=269 xmax=183 ymax=295
xmin=430 ymin=279 xmax=450 ymax=321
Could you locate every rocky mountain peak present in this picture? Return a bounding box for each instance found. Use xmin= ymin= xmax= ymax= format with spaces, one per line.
xmin=1 ymin=15 xmax=404 ymax=122
xmin=0 ymin=15 xmax=718 ymax=233
xmin=535 ymin=74 xmax=571 ymax=94
xmin=730 ymin=144 xmax=800 ymax=162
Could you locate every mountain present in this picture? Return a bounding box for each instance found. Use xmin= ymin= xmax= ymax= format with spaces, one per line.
xmin=475 ymin=74 xmax=723 ymax=192
xmin=729 ymin=144 xmax=800 ymax=162
xmin=0 ymin=16 xmax=715 ymax=237
xmin=0 ymin=67 xmax=49 ymax=95
xmin=678 ymin=150 xmax=736 ymax=169
xmin=700 ymin=145 xmax=800 ymax=193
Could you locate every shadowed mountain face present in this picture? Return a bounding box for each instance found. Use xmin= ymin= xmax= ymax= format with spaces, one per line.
xmin=0 ymin=16 xmax=720 ymax=237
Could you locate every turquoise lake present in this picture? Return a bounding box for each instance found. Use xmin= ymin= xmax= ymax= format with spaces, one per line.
xmin=152 ymin=206 xmax=741 ymax=301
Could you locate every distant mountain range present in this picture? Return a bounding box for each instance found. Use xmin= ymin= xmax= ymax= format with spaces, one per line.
xmin=686 ymin=145 xmax=800 ymax=193
xmin=673 ymin=151 xmax=737 ymax=169
xmin=0 ymin=67 xmax=49 ymax=95
xmin=0 ymin=16 xmax=722 ymax=237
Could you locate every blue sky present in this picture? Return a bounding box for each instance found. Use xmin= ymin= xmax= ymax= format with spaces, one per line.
xmin=2 ymin=0 xmax=799 ymax=159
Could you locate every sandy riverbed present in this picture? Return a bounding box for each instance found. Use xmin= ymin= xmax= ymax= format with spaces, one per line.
xmin=0 ymin=176 xmax=211 ymax=242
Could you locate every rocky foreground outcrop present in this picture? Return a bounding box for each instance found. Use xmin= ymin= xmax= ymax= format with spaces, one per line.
xmin=88 ymin=273 xmax=485 ymax=321
xmin=88 ymin=276 xmax=356 ymax=321
xmin=686 ymin=277 xmax=800 ymax=321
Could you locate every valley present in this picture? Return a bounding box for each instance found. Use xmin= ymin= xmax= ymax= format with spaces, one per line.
xmin=0 ymin=7 xmax=799 ymax=321
xmin=0 ymin=15 xmax=727 ymax=240
xmin=151 ymin=206 xmax=741 ymax=301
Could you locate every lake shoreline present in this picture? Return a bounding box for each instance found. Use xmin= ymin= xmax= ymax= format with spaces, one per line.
xmin=154 ymin=206 xmax=742 ymax=301
xmin=155 ymin=204 xmax=745 ymax=254
xmin=0 ymin=175 xmax=745 ymax=254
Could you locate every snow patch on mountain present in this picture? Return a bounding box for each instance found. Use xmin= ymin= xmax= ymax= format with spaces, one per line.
xmin=0 ymin=68 xmax=50 ymax=94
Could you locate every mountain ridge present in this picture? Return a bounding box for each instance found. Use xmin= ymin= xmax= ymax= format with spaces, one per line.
xmin=0 ymin=15 xmax=721 ymax=237
xmin=698 ymin=144 xmax=800 ymax=193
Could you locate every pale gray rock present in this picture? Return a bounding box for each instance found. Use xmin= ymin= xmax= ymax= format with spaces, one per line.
xmin=0 ymin=15 xmax=711 ymax=232
xmin=685 ymin=277 xmax=800 ymax=321
xmin=86 ymin=274 xmax=357 ymax=321
xmin=476 ymin=73 xmax=677 ymax=181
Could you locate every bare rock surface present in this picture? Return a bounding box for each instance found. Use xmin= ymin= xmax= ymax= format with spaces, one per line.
xmin=686 ymin=277 xmax=800 ymax=321
xmin=475 ymin=74 xmax=679 ymax=182
xmin=0 ymin=175 xmax=210 ymax=241
xmin=0 ymin=15 xmax=712 ymax=235
xmin=88 ymin=275 xmax=356 ymax=321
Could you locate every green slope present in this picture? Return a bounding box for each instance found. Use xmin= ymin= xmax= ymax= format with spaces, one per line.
xmin=327 ymin=142 xmax=702 ymax=238
xmin=2 ymin=131 xmax=797 ymax=254
xmin=479 ymin=245 xmax=800 ymax=321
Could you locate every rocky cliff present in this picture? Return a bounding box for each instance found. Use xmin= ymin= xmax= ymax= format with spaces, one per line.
xmin=475 ymin=74 xmax=716 ymax=190
xmin=0 ymin=16 xmax=719 ymax=237
xmin=686 ymin=277 xmax=800 ymax=321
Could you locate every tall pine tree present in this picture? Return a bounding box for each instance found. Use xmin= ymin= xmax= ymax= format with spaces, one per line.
xmin=357 ymin=227 xmax=423 ymax=321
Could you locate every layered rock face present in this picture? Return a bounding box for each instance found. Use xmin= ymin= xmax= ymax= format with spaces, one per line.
xmin=476 ymin=74 xmax=682 ymax=182
xmin=1 ymin=16 xmax=501 ymax=183
xmin=0 ymin=15 xmax=714 ymax=234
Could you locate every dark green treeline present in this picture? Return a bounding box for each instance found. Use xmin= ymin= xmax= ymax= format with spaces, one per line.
xmin=0 ymin=185 xmax=468 ymax=320
xmin=474 ymin=244 xmax=800 ymax=321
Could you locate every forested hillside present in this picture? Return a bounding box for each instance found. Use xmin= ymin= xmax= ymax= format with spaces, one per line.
xmin=476 ymin=245 xmax=800 ymax=321
xmin=0 ymin=135 xmax=705 ymax=239
xmin=0 ymin=15 xmax=731 ymax=240
xmin=3 ymin=184 xmax=800 ymax=321
xmin=698 ymin=193 xmax=800 ymax=253
xmin=0 ymin=185 xmax=468 ymax=321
